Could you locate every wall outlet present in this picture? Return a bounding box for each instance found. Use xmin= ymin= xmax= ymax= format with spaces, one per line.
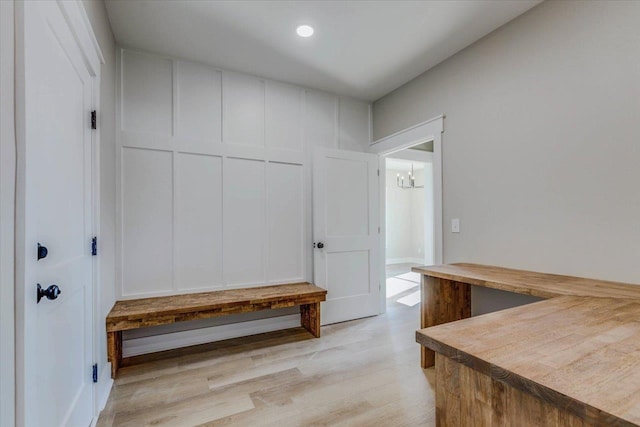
xmin=451 ymin=218 xmax=460 ymax=233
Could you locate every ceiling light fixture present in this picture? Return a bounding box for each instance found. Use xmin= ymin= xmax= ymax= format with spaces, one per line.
xmin=296 ymin=25 xmax=314 ymax=38
xmin=397 ymin=164 xmax=424 ymax=190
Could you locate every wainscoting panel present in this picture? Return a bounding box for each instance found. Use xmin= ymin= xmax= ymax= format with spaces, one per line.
xmin=305 ymin=90 xmax=337 ymax=148
xmin=121 ymin=147 xmax=173 ymax=296
xmin=223 ymin=72 xmax=265 ymax=147
xmin=267 ymin=162 xmax=304 ymax=282
xmin=176 ymin=61 xmax=222 ymax=144
xmin=265 ymin=81 xmax=303 ymax=152
xmin=121 ymin=50 xmax=173 ymax=136
xmin=117 ymin=48 xmax=370 ymax=302
xmin=223 ymin=158 xmax=266 ymax=286
xmin=176 ymin=153 xmax=223 ymax=290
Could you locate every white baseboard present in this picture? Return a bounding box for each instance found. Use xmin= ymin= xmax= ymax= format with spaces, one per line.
xmin=91 ymin=361 xmax=114 ymax=426
xmin=97 ymin=363 xmax=113 ymax=410
xmin=386 ymin=257 xmax=424 ymax=265
xmin=123 ymin=314 xmax=301 ymax=357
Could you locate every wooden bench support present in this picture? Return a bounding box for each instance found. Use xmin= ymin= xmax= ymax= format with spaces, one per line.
xmin=107 ymin=331 xmax=122 ymax=379
xmin=106 ymin=283 xmax=326 ymax=378
xmin=300 ymin=302 xmax=321 ymax=338
xmin=421 ymin=275 xmax=471 ymax=368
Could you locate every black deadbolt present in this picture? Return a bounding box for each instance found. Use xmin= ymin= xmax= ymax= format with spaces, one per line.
xmin=37 ymin=284 xmax=61 ymax=304
xmin=37 ymin=243 xmax=48 ymax=260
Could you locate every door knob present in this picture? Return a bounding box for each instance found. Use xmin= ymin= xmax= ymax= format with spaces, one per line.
xmin=316 ymin=242 xmax=324 ymax=249
xmin=37 ymin=284 xmax=61 ymax=304
xmin=37 ymin=243 xmax=48 ymax=260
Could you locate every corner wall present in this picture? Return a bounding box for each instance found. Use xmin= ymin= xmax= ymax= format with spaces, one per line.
xmin=372 ymin=1 xmax=640 ymax=313
xmin=0 ymin=1 xmax=16 ymax=425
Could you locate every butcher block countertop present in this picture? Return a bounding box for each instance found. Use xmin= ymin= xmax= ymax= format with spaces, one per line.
xmin=417 ymin=296 xmax=640 ymax=426
xmin=412 ymin=263 xmax=640 ymax=300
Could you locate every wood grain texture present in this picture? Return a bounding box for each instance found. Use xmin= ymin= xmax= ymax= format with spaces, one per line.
xmin=107 ymin=331 xmax=123 ymax=379
xmin=419 ymin=297 xmax=640 ymax=426
xmin=415 ymin=263 xmax=640 ymax=368
xmin=435 ymin=354 xmax=588 ymax=427
xmin=97 ymin=302 xmax=436 ymax=427
xmin=107 ymin=283 xmax=327 ymax=331
xmin=106 ymin=283 xmax=327 ymax=378
xmin=412 ymin=263 xmax=640 ymax=300
xmin=300 ymin=302 xmax=321 ymax=338
xmin=421 ymin=275 xmax=471 ymax=368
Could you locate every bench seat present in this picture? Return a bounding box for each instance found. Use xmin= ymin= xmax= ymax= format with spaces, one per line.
xmin=106 ymin=282 xmax=327 ymax=378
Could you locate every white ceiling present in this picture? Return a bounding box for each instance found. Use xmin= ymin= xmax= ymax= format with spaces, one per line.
xmin=105 ymin=0 xmax=541 ymax=101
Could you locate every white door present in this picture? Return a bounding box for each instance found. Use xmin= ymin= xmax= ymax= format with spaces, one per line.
xmin=18 ymin=1 xmax=94 ymax=426
xmin=313 ymin=148 xmax=380 ymax=325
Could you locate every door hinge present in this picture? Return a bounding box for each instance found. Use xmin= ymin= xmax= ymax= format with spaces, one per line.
xmin=92 ymin=364 xmax=98 ymax=383
xmin=377 ymin=169 xmax=380 ymax=176
xmin=91 ymin=236 xmax=97 ymax=256
xmin=91 ymin=110 xmax=97 ymax=130
xmin=378 ymin=226 xmax=380 ymax=234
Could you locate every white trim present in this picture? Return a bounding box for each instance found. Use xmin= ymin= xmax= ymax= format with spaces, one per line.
xmin=90 ymin=58 xmax=104 ymax=422
xmin=90 ymin=362 xmax=113 ymax=427
xmin=115 ymin=48 xmax=123 ymax=299
xmin=76 ymin=0 xmax=105 ymax=66
xmin=386 ymin=258 xmax=425 ymax=265
xmin=123 ymin=314 xmax=300 ymax=357
xmin=369 ymin=115 xmax=444 ymax=154
xmin=378 ymin=155 xmax=386 ymax=316
xmin=371 ymin=115 xmax=445 ymax=314
xmin=90 ymin=362 xmax=114 ymax=427
xmin=56 ymin=0 xmax=103 ymax=74
xmin=386 ymin=149 xmax=433 ymax=164
xmin=96 ymin=364 xmax=113 ymax=410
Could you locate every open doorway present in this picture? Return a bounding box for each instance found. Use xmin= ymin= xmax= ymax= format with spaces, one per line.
xmin=384 ymin=142 xmax=434 ymax=309
xmin=370 ymin=115 xmax=444 ymax=315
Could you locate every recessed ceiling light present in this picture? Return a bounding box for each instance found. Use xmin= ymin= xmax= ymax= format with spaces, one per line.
xmin=296 ymin=25 xmax=314 ymax=38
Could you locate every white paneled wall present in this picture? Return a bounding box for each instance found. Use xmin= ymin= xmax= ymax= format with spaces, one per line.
xmin=116 ymin=48 xmax=371 ymax=300
xmin=176 ymin=153 xmax=223 ymax=289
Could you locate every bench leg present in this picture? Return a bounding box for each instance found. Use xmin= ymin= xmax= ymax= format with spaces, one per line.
xmin=107 ymin=331 xmax=122 ymax=378
xmin=300 ymin=302 xmax=321 ymax=338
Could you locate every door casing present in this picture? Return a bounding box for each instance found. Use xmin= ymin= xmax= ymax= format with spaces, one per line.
xmin=369 ymin=116 xmax=444 ymax=313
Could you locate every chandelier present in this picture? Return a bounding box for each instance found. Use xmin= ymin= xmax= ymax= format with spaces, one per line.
xmin=396 ymin=163 xmax=424 ymax=189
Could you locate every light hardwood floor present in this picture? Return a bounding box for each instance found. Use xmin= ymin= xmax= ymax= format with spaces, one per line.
xmin=97 ymin=301 xmax=435 ymax=426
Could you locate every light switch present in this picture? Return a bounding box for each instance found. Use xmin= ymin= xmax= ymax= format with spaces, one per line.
xmin=451 ymin=218 xmax=460 ymax=233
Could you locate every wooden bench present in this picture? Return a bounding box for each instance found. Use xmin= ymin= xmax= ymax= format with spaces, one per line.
xmin=106 ymin=282 xmax=327 ymax=378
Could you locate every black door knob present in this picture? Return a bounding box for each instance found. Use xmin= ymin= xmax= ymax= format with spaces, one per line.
xmin=37 ymin=243 xmax=48 ymax=260
xmin=317 ymin=242 xmax=324 ymax=249
xmin=37 ymin=284 xmax=61 ymax=304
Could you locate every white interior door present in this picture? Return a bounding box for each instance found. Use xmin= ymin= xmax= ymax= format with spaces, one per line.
xmin=18 ymin=1 xmax=94 ymax=426
xmin=313 ymin=148 xmax=380 ymax=325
